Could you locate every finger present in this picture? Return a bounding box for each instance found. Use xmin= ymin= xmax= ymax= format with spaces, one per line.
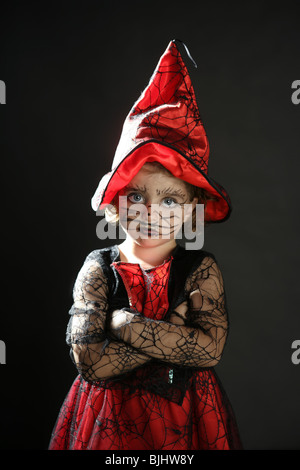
xmin=173 ymin=300 xmax=188 ymax=316
xmin=189 ymin=289 xmax=202 ymax=309
xmin=169 ymin=313 xmax=185 ymax=325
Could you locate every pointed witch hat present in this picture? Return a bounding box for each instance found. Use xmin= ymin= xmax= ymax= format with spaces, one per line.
xmin=91 ymin=39 xmax=232 ymax=223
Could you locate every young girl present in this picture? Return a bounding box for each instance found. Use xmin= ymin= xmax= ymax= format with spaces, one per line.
xmin=49 ymin=40 xmax=242 ymax=450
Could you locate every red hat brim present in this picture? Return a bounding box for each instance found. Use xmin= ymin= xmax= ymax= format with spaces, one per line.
xmin=91 ymin=141 xmax=231 ymax=223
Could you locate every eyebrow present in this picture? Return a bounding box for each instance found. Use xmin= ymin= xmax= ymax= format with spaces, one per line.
xmin=124 ymin=185 xmax=187 ymax=199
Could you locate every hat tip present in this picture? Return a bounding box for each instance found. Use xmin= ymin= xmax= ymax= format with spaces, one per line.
xmin=170 ymin=39 xmax=198 ymax=68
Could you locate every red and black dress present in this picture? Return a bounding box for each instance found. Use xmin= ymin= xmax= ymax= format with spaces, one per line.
xmin=49 ymin=243 xmax=242 ymax=450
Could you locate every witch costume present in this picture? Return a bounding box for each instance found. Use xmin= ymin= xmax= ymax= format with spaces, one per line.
xmin=49 ymin=40 xmax=242 ymax=450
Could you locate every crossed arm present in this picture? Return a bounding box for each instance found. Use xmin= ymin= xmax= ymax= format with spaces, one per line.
xmin=68 ymin=260 xmax=152 ymax=381
xmin=68 ymin=256 xmax=228 ymax=382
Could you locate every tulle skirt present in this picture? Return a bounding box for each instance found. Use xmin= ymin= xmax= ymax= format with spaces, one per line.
xmin=49 ymin=369 xmax=242 ymax=450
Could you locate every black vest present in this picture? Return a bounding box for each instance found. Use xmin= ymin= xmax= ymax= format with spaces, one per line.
xmin=86 ymin=243 xmax=216 ymax=318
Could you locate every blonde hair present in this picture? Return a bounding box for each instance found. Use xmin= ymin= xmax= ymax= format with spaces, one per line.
xmin=105 ymin=161 xmax=217 ymax=231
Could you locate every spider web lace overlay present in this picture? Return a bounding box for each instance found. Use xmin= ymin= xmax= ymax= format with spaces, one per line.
xmin=111 ymin=256 xmax=173 ymax=320
xmin=49 ymin=248 xmax=242 ymax=450
xmin=66 ymin=259 xmax=153 ymax=382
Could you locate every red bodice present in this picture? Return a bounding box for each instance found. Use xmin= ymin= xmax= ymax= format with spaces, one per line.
xmin=111 ymin=255 xmax=173 ymax=320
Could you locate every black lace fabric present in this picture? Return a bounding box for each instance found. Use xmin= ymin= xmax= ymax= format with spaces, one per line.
xmin=50 ymin=245 xmax=242 ymax=450
xmin=67 ymin=255 xmax=228 ymax=379
xmin=114 ymin=256 xmax=228 ymax=368
xmin=66 ymin=259 xmax=154 ymax=381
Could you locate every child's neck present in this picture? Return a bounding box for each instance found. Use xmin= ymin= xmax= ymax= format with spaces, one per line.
xmin=117 ymin=239 xmax=177 ymax=269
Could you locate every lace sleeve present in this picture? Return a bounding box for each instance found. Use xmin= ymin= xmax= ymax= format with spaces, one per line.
xmin=67 ymin=258 xmax=152 ymax=382
xmin=110 ymin=255 xmax=228 ymax=368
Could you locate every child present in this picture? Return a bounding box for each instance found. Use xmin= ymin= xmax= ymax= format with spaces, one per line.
xmin=49 ymin=40 xmax=242 ymax=450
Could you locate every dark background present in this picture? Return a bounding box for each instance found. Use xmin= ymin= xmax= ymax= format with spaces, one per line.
xmin=0 ymin=0 xmax=299 ymax=450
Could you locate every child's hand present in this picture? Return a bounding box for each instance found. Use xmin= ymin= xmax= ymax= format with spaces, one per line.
xmin=169 ymin=289 xmax=201 ymax=325
xmin=110 ymin=308 xmax=138 ymax=340
xmin=111 ymin=308 xmax=135 ymax=330
xmin=169 ymin=300 xmax=188 ymax=325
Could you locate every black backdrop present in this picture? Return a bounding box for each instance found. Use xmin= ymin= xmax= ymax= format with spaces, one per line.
xmin=0 ymin=0 xmax=299 ymax=451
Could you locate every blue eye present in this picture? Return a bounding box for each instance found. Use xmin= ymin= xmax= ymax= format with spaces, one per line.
xmin=127 ymin=193 xmax=179 ymax=208
xmin=162 ymin=197 xmax=178 ymax=208
xmin=128 ymin=193 xmax=144 ymax=203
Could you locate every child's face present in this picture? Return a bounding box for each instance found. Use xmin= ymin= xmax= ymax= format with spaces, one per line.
xmin=117 ymin=166 xmax=198 ymax=245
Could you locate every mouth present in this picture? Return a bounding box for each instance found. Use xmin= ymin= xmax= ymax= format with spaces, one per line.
xmin=139 ymin=225 xmax=160 ymax=236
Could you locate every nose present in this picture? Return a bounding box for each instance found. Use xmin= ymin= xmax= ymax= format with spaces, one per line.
xmin=143 ymin=201 xmax=158 ymax=225
xmin=146 ymin=201 xmax=151 ymax=215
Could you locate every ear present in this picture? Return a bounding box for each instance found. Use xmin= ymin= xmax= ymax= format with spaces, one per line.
xmin=190 ymin=196 xmax=199 ymax=209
